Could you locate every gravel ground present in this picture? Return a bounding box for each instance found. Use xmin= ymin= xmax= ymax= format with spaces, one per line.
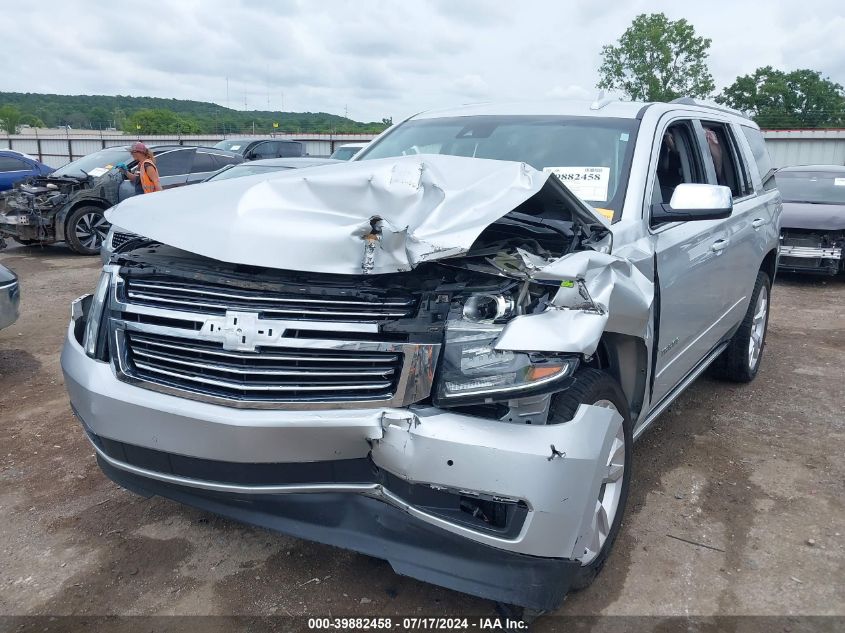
xmin=1 ymin=242 xmax=843 ymax=628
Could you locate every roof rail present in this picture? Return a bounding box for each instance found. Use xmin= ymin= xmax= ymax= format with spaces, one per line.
xmin=669 ymin=97 xmax=749 ymax=119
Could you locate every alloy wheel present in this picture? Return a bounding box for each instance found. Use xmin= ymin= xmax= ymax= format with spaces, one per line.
xmin=748 ymin=286 xmax=768 ymax=371
xmin=580 ymin=399 xmax=626 ymax=565
xmin=75 ymin=212 xmax=109 ymax=250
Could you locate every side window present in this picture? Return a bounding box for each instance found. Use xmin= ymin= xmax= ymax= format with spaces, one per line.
xmin=653 ymin=121 xmax=706 ymax=206
xmin=0 ymin=157 xmax=30 ymax=172
xmin=741 ymin=126 xmax=775 ymax=190
xmin=251 ymin=142 xmax=278 ymax=159
xmin=700 ymin=122 xmax=753 ymax=198
xmin=279 ymin=142 xmax=303 ymax=157
xmin=191 ymin=151 xmax=217 ymax=174
xmin=154 ymin=150 xmax=193 ymax=177
xmin=212 ymin=153 xmax=241 ymax=168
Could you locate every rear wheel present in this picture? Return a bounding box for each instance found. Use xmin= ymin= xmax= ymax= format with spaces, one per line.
xmin=66 ymin=206 xmax=110 ymax=255
xmin=710 ymin=271 xmax=771 ymax=383
xmin=547 ymin=368 xmax=633 ymax=590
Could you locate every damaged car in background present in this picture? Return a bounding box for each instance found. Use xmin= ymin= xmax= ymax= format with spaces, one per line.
xmin=62 ymin=99 xmax=781 ymax=617
xmin=776 ymin=165 xmax=845 ymax=275
xmin=0 ymin=145 xmax=241 ymax=255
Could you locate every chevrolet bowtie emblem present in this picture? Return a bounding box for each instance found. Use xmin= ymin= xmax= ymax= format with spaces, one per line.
xmin=199 ymin=310 xmax=284 ymax=352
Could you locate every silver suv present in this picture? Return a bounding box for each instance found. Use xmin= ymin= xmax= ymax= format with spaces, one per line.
xmin=62 ymin=98 xmax=780 ymax=613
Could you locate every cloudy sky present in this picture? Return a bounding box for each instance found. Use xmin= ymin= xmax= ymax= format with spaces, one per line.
xmin=4 ymin=0 xmax=845 ymax=122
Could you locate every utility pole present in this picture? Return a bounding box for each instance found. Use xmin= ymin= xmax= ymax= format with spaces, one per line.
xmin=226 ymin=76 xmax=230 ymax=110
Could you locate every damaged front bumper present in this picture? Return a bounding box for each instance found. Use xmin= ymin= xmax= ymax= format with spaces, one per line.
xmin=62 ymin=317 xmax=622 ymax=610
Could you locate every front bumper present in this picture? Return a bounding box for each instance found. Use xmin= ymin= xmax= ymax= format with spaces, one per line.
xmin=62 ymin=320 xmax=622 ymax=608
xmin=0 ymin=275 xmax=20 ymax=330
xmin=778 ymin=243 xmax=842 ymax=275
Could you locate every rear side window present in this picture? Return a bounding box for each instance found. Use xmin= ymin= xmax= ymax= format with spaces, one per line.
xmin=191 ymin=151 xmax=217 ymax=173
xmin=154 ymin=149 xmax=193 ymax=177
xmin=0 ymin=156 xmax=30 ymax=171
xmin=741 ymin=126 xmax=775 ymax=190
xmin=700 ymin=122 xmax=753 ymax=198
xmin=279 ymin=142 xmax=303 ymax=157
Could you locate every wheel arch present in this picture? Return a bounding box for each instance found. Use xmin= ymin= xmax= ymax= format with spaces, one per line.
xmin=591 ymin=333 xmax=649 ymax=424
xmin=760 ymin=247 xmax=778 ymax=283
xmin=57 ymin=198 xmax=112 ymax=242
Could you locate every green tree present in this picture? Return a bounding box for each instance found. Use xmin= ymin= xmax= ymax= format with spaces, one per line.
xmin=124 ymin=108 xmax=202 ymax=134
xmin=598 ymin=13 xmax=715 ymax=102
xmin=716 ymin=66 xmax=845 ymax=128
xmin=0 ymin=104 xmax=23 ymax=134
xmin=19 ymin=114 xmax=45 ymax=128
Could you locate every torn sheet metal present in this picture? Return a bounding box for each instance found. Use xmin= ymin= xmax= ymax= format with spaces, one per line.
xmin=107 ymin=155 xmax=605 ymax=275
xmin=495 ymin=250 xmax=654 ymax=356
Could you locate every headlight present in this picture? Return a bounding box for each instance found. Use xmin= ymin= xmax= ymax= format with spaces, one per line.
xmin=434 ymin=291 xmax=578 ymax=404
xmin=83 ymin=270 xmax=111 ymax=359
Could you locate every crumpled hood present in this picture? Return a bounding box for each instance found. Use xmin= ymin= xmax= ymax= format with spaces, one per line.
xmin=106 ymin=155 xmax=606 ymax=275
xmin=781 ymin=201 xmax=845 ymax=231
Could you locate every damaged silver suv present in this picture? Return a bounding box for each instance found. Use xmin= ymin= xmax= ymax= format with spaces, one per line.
xmin=62 ymin=99 xmax=780 ymax=613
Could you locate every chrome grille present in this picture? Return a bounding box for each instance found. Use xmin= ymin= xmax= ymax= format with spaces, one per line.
xmin=108 ymin=268 xmax=440 ymax=410
xmin=124 ymin=277 xmax=417 ymax=322
xmin=123 ymin=331 xmax=402 ymax=404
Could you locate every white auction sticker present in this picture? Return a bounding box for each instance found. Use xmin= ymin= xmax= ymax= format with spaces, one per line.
xmin=834 ymin=177 xmax=845 ymax=187
xmin=543 ymin=166 xmax=610 ymax=201
xmin=86 ymin=167 xmax=109 ymax=177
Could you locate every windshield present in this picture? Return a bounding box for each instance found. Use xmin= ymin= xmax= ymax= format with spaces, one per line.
xmin=776 ymin=171 xmax=845 ymax=205
xmin=213 ymin=140 xmax=248 ymax=153
xmin=330 ymin=146 xmax=362 ymax=160
xmin=53 ymin=147 xmax=132 ymax=177
xmin=206 ymin=164 xmax=292 ymax=182
xmin=359 ymin=115 xmax=639 ymax=214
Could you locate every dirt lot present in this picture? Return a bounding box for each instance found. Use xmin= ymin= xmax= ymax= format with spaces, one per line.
xmin=1 ymin=242 xmax=843 ymax=628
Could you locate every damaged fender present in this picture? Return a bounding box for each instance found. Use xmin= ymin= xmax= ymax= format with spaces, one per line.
xmin=495 ymin=250 xmax=654 ymax=357
xmin=371 ymin=403 xmax=624 ymax=559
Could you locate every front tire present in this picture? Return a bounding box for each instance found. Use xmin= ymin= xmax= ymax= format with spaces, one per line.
xmin=66 ymin=206 xmax=110 ymax=256
xmin=547 ymin=368 xmax=633 ymax=591
xmin=710 ymin=271 xmax=771 ymax=383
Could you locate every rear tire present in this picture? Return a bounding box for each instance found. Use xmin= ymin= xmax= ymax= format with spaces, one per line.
xmin=66 ymin=206 xmax=110 ymax=256
xmin=710 ymin=271 xmax=771 ymax=383
xmin=547 ymin=368 xmax=633 ymax=591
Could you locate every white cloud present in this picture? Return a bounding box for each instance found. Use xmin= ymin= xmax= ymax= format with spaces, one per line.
xmin=3 ymin=0 xmax=844 ymax=121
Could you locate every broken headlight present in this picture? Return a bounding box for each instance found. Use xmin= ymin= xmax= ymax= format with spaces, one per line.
xmin=83 ymin=270 xmax=111 ymax=360
xmin=434 ymin=290 xmax=577 ymax=404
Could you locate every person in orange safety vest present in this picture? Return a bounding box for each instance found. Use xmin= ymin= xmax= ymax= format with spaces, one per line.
xmin=124 ymin=142 xmax=162 ymax=194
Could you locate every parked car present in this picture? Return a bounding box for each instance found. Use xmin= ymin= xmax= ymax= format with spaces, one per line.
xmin=330 ymin=142 xmax=368 ymax=160
xmin=0 ymin=150 xmax=53 ymax=192
xmin=213 ymin=138 xmax=305 ymax=160
xmin=101 ymin=157 xmax=341 ymax=262
xmin=0 ymin=263 xmax=20 ymax=331
xmin=202 ymin=157 xmax=341 ymax=182
xmin=776 ymin=165 xmax=844 ymax=275
xmin=63 ymin=98 xmax=780 ymax=617
xmin=0 ymin=145 xmax=242 ymax=255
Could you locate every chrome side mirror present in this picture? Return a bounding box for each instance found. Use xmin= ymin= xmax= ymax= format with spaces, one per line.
xmin=652 ymin=183 xmax=733 ymax=224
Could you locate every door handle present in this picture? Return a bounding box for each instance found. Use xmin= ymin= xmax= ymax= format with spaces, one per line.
xmin=711 ymin=239 xmax=730 ymax=252
xmin=752 ymin=218 xmax=766 ymax=229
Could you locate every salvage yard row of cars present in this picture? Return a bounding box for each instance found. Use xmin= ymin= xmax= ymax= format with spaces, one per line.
xmin=1 ymin=99 xmax=844 ymax=621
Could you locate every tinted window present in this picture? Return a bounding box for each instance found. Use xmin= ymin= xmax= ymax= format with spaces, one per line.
xmin=0 ymin=157 xmax=30 ymax=171
xmin=155 ymin=149 xmax=193 ymax=177
xmin=741 ymin=126 xmax=775 ymax=190
xmin=654 ymin=121 xmax=706 ymax=206
xmin=775 ymin=171 xmax=845 ymax=205
xmin=361 ymin=115 xmax=639 ymax=213
xmin=213 ymin=140 xmax=248 ymax=153
xmin=278 ymin=141 xmax=304 ymax=157
xmin=700 ymin=122 xmax=752 ymax=198
xmin=250 ymin=142 xmax=279 ymax=159
xmin=213 ymin=153 xmax=242 ymax=168
xmin=191 ymin=151 xmax=218 ymax=173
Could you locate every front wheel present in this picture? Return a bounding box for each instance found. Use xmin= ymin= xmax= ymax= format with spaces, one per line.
xmin=547 ymin=368 xmax=633 ymax=590
xmin=710 ymin=271 xmax=771 ymax=383
xmin=66 ymin=206 xmax=110 ymax=255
